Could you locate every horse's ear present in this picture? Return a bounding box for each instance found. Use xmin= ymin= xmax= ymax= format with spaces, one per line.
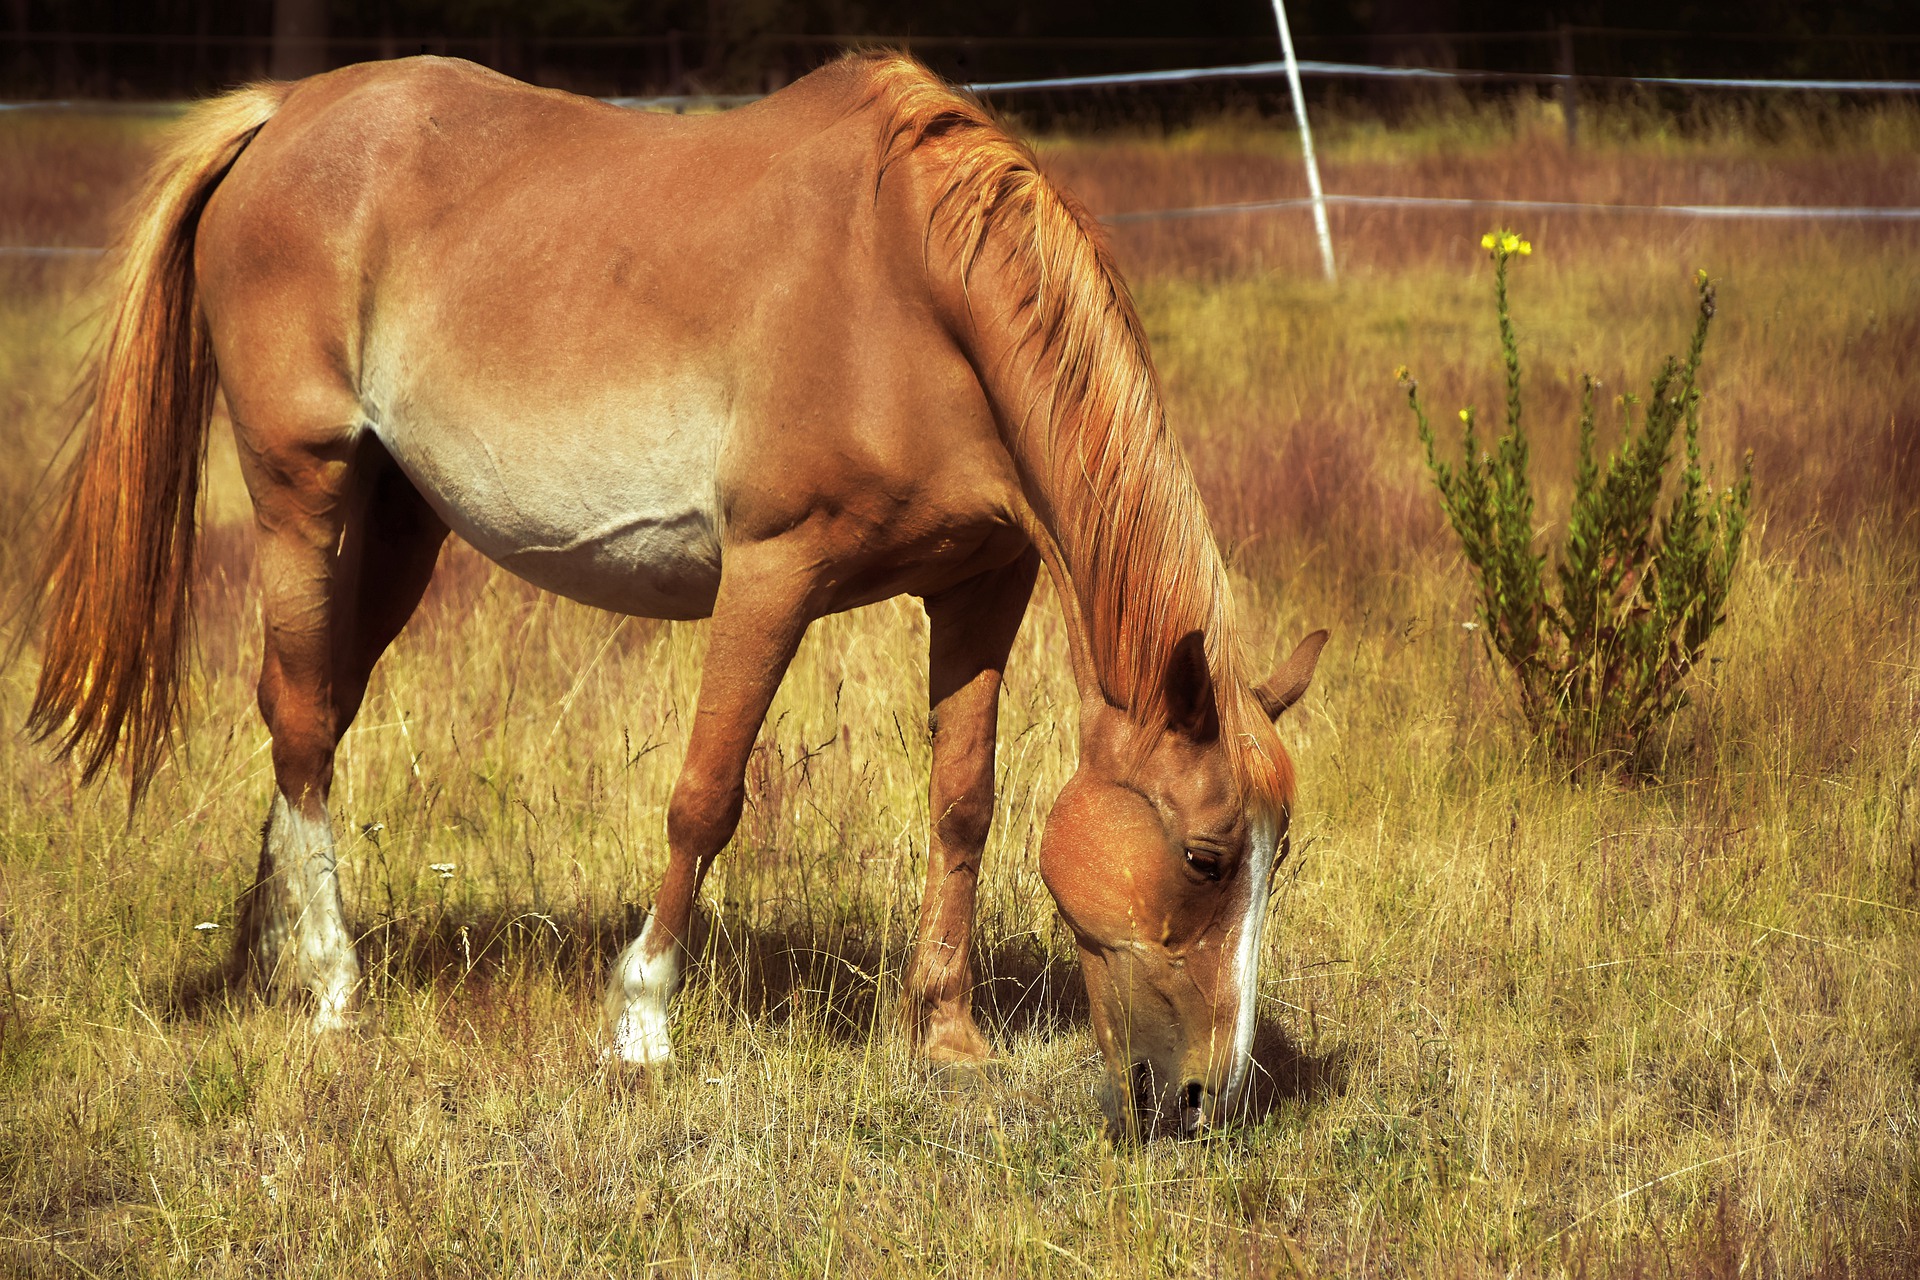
xmin=1163 ymin=630 xmax=1219 ymax=742
xmin=1256 ymin=629 xmax=1330 ymax=721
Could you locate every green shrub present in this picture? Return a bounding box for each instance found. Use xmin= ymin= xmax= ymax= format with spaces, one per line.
xmin=1399 ymin=231 xmax=1753 ymax=767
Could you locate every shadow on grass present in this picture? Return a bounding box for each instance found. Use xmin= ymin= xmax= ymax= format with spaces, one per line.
xmin=155 ymin=900 xmax=1345 ymax=1111
xmin=156 ymin=901 xmax=1083 ymax=1037
xmin=1240 ymin=1019 xmax=1349 ymax=1121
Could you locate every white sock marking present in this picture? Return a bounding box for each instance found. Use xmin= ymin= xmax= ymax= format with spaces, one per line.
xmin=261 ymin=793 xmax=360 ymax=1031
xmin=606 ymin=916 xmax=680 ymax=1065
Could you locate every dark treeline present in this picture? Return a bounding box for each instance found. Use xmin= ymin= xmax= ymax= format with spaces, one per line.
xmin=3 ymin=1 xmax=1917 ymax=99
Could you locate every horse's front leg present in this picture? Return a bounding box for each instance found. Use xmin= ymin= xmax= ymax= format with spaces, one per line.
xmin=902 ymin=548 xmax=1039 ymax=1063
xmin=603 ymin=549 xmax=813 ymax=1065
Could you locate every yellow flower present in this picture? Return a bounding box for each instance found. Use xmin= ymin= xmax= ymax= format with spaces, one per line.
xmin=1483 ymin=229 xmax=1532 ymax=258
xmin=1395 ymin=364 xmax=1410 ymax=381
xmin=1458 ymin=408 xmax=1472 ymax=422
xmin=1695 ymin=268 xmax=1709 ymax=287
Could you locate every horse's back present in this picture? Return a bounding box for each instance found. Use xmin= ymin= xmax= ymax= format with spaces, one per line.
xmin=197 ymin=56 xmax=1020 ymax=620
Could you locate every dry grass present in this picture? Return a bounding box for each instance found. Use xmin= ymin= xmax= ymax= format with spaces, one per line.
xmin=1 ymin=96 xmax=1917 ymax=1276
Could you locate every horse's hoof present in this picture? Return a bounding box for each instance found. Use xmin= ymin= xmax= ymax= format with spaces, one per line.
xmin=599 ymin=1045 xmax=674 ymax=1070
xmin=604 ymin=1011 xmax=675 ymax=1068
xmin=913 ymin=1017 xmax=994 ymax=1065
xmin=309 ymin=992 xmax=361 ymax=1035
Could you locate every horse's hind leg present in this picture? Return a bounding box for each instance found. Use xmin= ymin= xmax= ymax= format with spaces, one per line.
xmin=903 ymin=549 xmax=1039 ymax=1063
xmin=230 ymin=427 xmax=448 ymax=1029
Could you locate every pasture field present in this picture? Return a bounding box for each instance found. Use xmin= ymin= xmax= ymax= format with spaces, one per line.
xmin=2 ymin=94 xmax=1918 ymax=1276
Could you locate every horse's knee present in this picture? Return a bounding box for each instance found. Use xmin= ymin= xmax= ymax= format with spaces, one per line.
xmin=667 ymin=766 xmax=745 ymax=861
xmin=934 ymin=783 xmax=994 ymax=854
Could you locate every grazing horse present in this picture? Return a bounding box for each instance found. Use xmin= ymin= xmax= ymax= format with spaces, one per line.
xmin=30 ymin=52 xmax=1325 ymax=1137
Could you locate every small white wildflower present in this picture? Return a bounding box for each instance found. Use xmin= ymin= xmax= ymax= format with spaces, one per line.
xmin=429 ymin=862 xmax=457 ymax=880
xmin=1462 ymin=621 xmax=1480 ymax=632
xmin=194 ymin=921 xmax=220 ymax=932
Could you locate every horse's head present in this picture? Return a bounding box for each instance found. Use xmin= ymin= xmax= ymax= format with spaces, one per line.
xmin=1041 ymin=628 xmax=1326 ymax=1139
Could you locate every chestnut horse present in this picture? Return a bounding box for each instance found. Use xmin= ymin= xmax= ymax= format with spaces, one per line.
xmin=30 ymin=52 xmax=1324 ymax=1137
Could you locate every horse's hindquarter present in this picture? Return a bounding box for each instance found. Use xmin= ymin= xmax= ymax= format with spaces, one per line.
xmin=198 ymin=57 xmax=1026 ymax=623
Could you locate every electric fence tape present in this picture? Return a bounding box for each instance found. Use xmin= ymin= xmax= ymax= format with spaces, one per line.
xmin=966 ymin=60 xmax=1920 ymax=94
xmin=9 ymin=192 xmax=1915 ymax=257
xmin=1102 ymin=193 xmax=1920 ymax=224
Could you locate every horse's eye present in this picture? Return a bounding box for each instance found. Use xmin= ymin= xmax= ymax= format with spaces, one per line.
xmin=1183 ymin=848 xmax=1223 ymax=882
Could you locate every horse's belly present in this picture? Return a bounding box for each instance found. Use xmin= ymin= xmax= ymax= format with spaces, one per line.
xmin=370 ymin=397 xmax=725 ymax=619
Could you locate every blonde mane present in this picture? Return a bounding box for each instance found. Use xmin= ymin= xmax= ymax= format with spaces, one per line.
xmin=855 ymin=53 xmax=1292 ymax=814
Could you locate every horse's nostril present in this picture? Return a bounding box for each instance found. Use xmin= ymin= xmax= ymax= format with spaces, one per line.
xmin=1131 ymin=1061 xmax=1156 ymax=1108
xmin=1185 ymin=1080 xmax=1204 ymax=1111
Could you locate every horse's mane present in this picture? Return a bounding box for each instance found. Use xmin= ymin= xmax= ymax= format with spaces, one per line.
xmin=852 ymin=52 xmax=1292 ymax=814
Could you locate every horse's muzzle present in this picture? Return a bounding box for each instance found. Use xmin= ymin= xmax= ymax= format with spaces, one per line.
xmin=1100 ymin=1062 xmax=1223 ymax=1142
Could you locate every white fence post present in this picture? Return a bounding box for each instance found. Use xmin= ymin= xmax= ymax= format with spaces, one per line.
xmin=1269 ymin=0 xmax=1337 ymax=282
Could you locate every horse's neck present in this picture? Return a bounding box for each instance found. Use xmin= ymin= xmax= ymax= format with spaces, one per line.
xmin=959 ymin=276 xmax=1190 ymax=716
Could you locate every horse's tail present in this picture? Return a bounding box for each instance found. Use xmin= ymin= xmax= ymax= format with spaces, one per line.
xmin=28 ymin=82 xmax=290 ymax=801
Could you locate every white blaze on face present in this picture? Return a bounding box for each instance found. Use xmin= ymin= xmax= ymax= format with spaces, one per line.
xmin=606 ymin=916 xmax=680 ymax=1065
xmin=1224 ymin=812 xmax=1278 ymax=1105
